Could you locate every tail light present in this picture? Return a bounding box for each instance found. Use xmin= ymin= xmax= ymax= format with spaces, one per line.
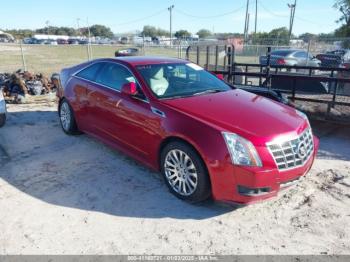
xmin=277 ymin=58 xmax=286 ymax=65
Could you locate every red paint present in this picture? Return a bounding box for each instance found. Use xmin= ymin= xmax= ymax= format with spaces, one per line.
xmin=277 ymin=58 xmax=286 ymax=65
xmin=58 ymin=57 xmax=319 ymax=204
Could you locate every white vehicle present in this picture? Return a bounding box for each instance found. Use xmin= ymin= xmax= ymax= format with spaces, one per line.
xmin=0 ymin=91 xmax=6 ymax=127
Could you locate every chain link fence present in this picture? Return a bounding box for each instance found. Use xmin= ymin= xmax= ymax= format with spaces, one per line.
xmin=1 ymin=37 xmax=350 ymax=76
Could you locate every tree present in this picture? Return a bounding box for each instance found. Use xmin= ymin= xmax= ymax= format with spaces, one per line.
xmin=85 ymin=24 xmax=114 ymax=38
xmin=268 ymin=27 xmax=290 ymax=44
xmin=334 ymin=0 xmax=350 ymax=47
xmin=4 ymin=29 xmax=34 ymax=39
xmin=197 ymin=29 xmax=212 ymax=39
xmin=35 ymin=26 xmax=78 ymax=36
xmin=141 ymin=25 xmax=170 ymax=37
xmin=142 ymin=25 xmax=157 ymax=37
xmin=174 ymin=30 xmax=191 ymax=39
xmin=334 ymin=0 xmax=350 ymax=25
xmin=298 ymin=33 xmax=317 ymax=42
xmin=251 ymin=27 xmax=290 ymax=45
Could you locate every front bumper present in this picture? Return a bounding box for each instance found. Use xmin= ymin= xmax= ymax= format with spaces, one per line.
xmin=209 ymin=135 xmax=319 ymax=204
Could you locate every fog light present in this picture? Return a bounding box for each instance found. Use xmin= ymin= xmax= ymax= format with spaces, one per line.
xmin=237 ymin=185 xmax=271 ymax=196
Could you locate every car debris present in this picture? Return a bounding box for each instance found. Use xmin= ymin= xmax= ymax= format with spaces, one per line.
xmin=0 ymin=70 xmax=58 ymax=104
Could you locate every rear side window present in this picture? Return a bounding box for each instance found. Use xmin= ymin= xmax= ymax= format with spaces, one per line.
xmin=294 ymin=52 xmax=308 ymax=58
xmin=95 ymin=63 xmax=136 ymax=91
xmin=76 ymin=63 xmax=102 ymax=81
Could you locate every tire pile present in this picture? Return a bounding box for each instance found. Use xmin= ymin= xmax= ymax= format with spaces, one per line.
xmin=0 ymin=69 xmax=60 ymax=103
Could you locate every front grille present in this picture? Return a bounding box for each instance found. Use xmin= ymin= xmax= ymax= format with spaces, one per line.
xmin=267 ymin=128 xmax=314 ymax=171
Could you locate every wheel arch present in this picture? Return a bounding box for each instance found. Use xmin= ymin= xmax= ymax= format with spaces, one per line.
xmin=158 ymin=136 xmax=212 ymax=181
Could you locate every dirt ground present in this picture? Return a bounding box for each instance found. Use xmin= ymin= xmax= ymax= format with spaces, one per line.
xmin=0 ymin=101 xmax=349 ymax=255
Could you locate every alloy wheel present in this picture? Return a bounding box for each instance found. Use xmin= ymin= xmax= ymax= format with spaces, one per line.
xmin=164 ymin=149 xmax=198 ymax=196
xmin=60 ymin=102 xmax=71 ymax=131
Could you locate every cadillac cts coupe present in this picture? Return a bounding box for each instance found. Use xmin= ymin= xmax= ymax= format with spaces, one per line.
xmin=57 ymin=57 xmax=319 ymax=204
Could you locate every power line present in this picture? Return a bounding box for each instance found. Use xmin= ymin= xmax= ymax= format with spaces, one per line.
xmin=175 ymin=5 xmax=245 ymax=19
xmin=111 ymin=8 xmax=168 ymax=27
xmin=258 ymin=1 xmax=289 ymax=18
xmin=294 ymin=16 xmax=331 ymax=27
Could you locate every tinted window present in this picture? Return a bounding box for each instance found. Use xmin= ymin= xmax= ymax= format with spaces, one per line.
xmin=271 ymin=50 xmax=293 ymax=56
xmin=76 ymin=63 xmax=102 ymax=81
xmin=95 ymin=63 xmax=136 ymax=91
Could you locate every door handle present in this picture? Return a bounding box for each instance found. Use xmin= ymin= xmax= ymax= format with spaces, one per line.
xmin=151 ymin=107 xmax=166 ymax=118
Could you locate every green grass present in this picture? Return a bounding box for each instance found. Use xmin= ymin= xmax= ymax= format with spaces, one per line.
xmin=0 ymin=44 xmax=259 ymax=76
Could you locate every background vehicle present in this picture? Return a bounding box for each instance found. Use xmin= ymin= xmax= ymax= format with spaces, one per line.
xmin=316 ymin=49 xmax=350 ymax=68
xmin=260 ymin=49 xmax=321 ymax=67
xmin=115 ymin=48 xmax=140 ymax=57
xmin=57 ymin=39 xmax=69 ymax=45
xmin=0 ymin=91 xmax=7 ymax=127
xmin=57 ymin=57 xmax=318 ymax=204
xmin=68 ymin=39 xmax=79 ymax=45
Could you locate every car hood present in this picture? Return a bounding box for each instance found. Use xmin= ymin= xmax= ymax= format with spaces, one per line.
xmin=161 ymin=89 xmax=307 ymax=145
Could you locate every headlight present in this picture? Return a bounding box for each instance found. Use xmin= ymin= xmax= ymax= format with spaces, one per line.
xmin=222 ymin=132 xmax=262 ymax=167
xmin=296 ymin=110 xmax=310 ymax=128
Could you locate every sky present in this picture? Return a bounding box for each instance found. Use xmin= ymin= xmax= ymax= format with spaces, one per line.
xmin=0 ymin=0 xmax=341 ymax=35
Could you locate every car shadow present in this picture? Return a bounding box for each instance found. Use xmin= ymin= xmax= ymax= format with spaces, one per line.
xmin=0 ymin=110 xmax=237 ymax=220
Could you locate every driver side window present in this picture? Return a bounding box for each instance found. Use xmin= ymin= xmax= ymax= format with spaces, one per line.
xmin=95 ymin=63 xmax=136 ymax=91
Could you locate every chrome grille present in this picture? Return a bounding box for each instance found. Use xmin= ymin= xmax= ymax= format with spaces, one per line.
xmin=267 ymin=128 xmax=314 ymax=171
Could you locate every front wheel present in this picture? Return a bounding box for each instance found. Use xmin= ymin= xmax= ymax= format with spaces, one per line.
xmin=160 ymin=142 xmax=211 ymax=203
xmin=59 ymin=99 xmax=81 ymax=135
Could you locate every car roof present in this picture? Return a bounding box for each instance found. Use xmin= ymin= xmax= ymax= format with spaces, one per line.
xmin=111 ymin=56 xmax=187 ymax=66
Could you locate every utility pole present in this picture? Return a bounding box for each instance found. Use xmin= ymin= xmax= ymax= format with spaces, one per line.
xmin=77 ymin=18 xmax=81 ymax=36
xmin=254 ymin=0 xmax=258 ymax=34
xmin=288 ymin=0 xmax=297 ymax=41
xmin=86 ymin=17 xmax=92 ymax=60
xmin=168 ymin=5 xmax=174 ymax=47
xmin=45 ymin=20 xmax=50 ymax=35
xmin=244 ymin=0 xmax=250 ymax=42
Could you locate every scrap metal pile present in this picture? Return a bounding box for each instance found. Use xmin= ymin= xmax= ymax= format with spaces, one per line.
xmin=0 ymin=70 xmax=60 ymax=103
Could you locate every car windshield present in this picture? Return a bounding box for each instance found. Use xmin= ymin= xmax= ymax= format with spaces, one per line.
xmin=136 ymin=63 xmax=231 ymax=99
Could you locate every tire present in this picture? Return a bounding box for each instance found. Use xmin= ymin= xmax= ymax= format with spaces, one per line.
xmin=160 ymin=141 xmax=211 ymax=203
xmin=0 ymin=114 xmax=6 ymax=128
xmin=59 ymin=99 xmax=81 ymax=135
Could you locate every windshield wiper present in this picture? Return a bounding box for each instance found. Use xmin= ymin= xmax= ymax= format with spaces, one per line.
xmin=192 ymin=89 xmax=223 ymax=96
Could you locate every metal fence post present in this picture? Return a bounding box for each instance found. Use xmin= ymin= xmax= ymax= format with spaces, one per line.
xmin=205 ymin=46 xmax=210 ymax=70
xmin=20 ymin=41 xmax=27 ymax=71
xmin=266 ymin=46 xmax=271 ymax=89
xmin=86 ymin=45 xmax=90 ymax=61
xmin=231 ymin=45 xmax=235 ymax=84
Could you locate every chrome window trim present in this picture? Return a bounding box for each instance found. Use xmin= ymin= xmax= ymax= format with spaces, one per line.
xmin=73 ymin=61 xmax=149 ymax=104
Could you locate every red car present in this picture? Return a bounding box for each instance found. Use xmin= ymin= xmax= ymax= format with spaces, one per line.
xmin=57 ymin=57 xmax=319 ymax=204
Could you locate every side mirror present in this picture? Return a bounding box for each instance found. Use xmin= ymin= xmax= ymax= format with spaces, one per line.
xmin=121 ymin=82 xmax=138 ymax=96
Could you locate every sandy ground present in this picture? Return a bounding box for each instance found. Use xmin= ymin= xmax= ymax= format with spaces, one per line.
xmin=0 ymin=101 xmax=350 ymax=255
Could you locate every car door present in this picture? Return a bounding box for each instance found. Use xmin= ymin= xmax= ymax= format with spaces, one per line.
xmin=294 ymin=51 xmax=308 ymax=66
xmin=72 ymin=62 xmax=103 ymax=131
xmin=87 ymin=62 xmax=160 ymax=159
xmin=85 ymin=62 xmax=127 ymax=142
